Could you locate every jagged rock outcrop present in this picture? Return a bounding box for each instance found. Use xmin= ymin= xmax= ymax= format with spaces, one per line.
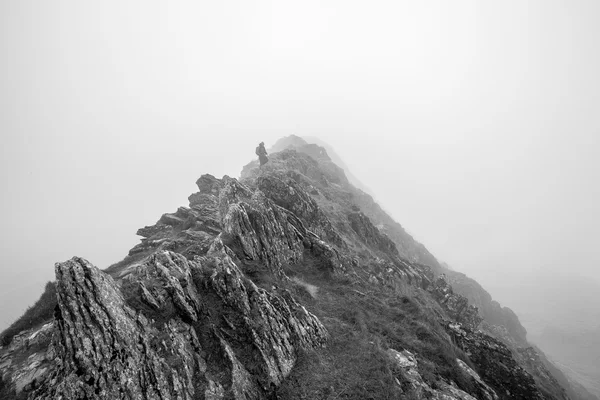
xmin=387 ymin=348 xmax=498 ymax=400
xmin=118 ymin=172 xmax=347 ymax=280
xmin=456 ymin=359 xmax=499 ymax=400
xmin=0 ymin=322 xmax=54 ymax=395
xmin=22 ymin=248 xmax=328 ymax=400
xmin=446 ymin=322 xmax=547 ymax=400
xmin=35 ymin=257 xmax=199 ymax=399
xmin=128 ymin=202 xmax=221 ymax=261
xmin=130 ymin=251 xmax=202 ymax=321
xmin=357 ymin=257 xmax=431 ymax=290
xmin=256 ymin=174 xmax=344 ymax=248
xmin=218 ymin=177 xmax=307 ymax=275
xmin=442 ymin=267 xmax=583 ymax=400
xmin=444 ymin=269 xmax=527 ymax=344
xmin=429 ymin=275 xmax=482 ymax=330
xmin=517 ymin=347 xmax=570 ymax=400
xmin=348 ymin=211 xmax=398 ymax=255
xmin=202 ymin=243 xmax=329 ymax=387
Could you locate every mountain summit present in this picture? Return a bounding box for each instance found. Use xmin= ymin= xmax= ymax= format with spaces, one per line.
xmin=0 ymin=136 xmax=595 ymax=400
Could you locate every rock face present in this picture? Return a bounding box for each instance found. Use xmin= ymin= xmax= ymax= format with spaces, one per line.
xmin=429 ymin=275 xmax=482 ymax=330
xmin=348 ymin=211 xmax=398 ymax=255
xmin=444 ymin=269 xmax=528 ymax=344
xmin=387 ymin=348 xmax=498 ymax=400
xmin=256 ymin=174 xmax=344 ymax=248
xmin=1 ymin=168 xmax=335 ymax=399
xmin=446 ymin=323 xmax=547 ymax=400
xmin=0 ymin=136 xmax=574 ymax=400
xmin=516 ymin=347 xmax=570 ymax=400
xmin=218 ymin=176 xmax=316 ymax=277
xmin=0 ymin=322 xmax=54 ymax=395
xmin=36 ymin=257 xmax=199 ymax=400
xmin=442 ymin=263 xmax=584 ymax=400
xmin=27 ymin=250 xmax=327 ymax=400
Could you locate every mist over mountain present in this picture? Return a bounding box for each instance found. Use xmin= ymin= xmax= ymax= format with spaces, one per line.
xmin=2 ymin=1 xmax=600 ymax=399
xmin=1 ymin=136 xmax=597 ymax=400
xmin=512 ymin=274 xmax=600 ymax=399
xmin=302 ymin=136 xmax=375 ymax=196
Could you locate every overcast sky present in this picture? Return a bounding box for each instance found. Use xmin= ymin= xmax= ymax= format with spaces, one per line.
xmin=1 ymin=0 xmax=599 ymax=331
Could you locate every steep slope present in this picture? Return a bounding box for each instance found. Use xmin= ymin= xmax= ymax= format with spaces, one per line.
xmin=535 ymin=326 xmax=600 ymax=400
xmin=512 ymin=274 xmax=600 ymax=400
xmin=271 ymin=134 xmax=375 ymax=196
xmin=443 ymin=268 xmax=598 ymax=400
xmin=1 ymin=175 xmax=331 ymax=400
xmin=266 ymin=135 xmax=440 ymax=268
xmin=267 ymin=136 xmax=593 ymax=400
xmin=0 ymin=137 xmax=571 ymax=400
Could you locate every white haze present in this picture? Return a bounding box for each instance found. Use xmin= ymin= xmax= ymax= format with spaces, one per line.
xmin=1 ymin=0 xmax=599 ymax=346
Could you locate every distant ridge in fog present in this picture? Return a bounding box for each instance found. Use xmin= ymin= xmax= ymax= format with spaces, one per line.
xmin=269 ymin=134 xmax=374 ymax=197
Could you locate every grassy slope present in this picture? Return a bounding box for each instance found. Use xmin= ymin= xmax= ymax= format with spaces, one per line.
xmin=0 ymin=282 xmax=56 ymax=346
xmin=242 ymin=252 xmax=478 ymax=399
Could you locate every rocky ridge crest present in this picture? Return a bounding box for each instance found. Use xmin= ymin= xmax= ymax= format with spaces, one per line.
xmin=0 ymin=137 xmax=571 ymax=400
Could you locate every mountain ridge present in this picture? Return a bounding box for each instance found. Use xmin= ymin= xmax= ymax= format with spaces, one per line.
xmin=0 ymin=136 xmax=594 ymax=400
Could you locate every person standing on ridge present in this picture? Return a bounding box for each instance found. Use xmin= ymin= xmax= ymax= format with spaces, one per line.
xmin=256 ymin=142 xmax=269 ymax=167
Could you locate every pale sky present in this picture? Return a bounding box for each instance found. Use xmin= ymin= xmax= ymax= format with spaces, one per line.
xmin=1 ymin=0 xmax=599 ymax=331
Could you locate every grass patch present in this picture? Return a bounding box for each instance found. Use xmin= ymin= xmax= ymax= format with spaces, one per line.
xmin=0 ymin=282 xmax=57 ymax=347
xmin=275 ymin=254 xmax=478 ymax=398
xmin=277 ymin=321 xmax=407 ymax=400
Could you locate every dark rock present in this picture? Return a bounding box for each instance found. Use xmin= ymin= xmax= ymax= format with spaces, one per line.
xmin=348 ymin=211 xmax=397 ymax=255
xmin=196 ymin=174 xmax=222 ymax=195
xmin=35 ymin=257 xmax=199 ymax=400
xmin=446 ymin=322 xmax=547 ymax=400
xmin=516 ymin=347 xmax=570 ymax=400
xmin=219 ymin=178 xmax=306 ymax=275
xmin=444 ymin=269 xmax=528 ymax=344
xmin=429 ymin=275 xmax=482 ymax=330
xmin=24 ymin=248 xmax=328 ymax=400
xmin=257 ymin=174 xmax=344 ymax=248
xmin=387 ymin=348 xmax=498 ymax=400
xmin=205 ymin=244 xmax=328 ymax=388
xmin=128 ymin=251 xmax=202 ymax=322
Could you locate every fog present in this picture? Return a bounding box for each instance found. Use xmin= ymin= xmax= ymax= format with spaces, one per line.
xmin=1 ymin=0 xmax=599 ymax=356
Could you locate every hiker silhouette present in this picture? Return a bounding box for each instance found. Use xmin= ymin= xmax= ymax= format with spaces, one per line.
xmin=255 ymin=142 xmax=269 ymax=166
